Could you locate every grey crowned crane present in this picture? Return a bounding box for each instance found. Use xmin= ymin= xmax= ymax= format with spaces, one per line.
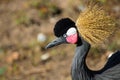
xmin=46 ymin=4 xmax=119 ymax=80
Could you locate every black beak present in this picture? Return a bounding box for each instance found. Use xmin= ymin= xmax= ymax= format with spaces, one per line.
xmin=46 ymin=36 xmax=67 ymax=49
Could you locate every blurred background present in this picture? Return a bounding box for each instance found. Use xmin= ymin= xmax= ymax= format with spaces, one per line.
xmin=0 ymin=0 xmax=120 ymax=80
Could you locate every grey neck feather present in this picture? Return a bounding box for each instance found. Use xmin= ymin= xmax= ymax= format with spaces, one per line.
xmin=71 ymin=38 xmax=93 ymax=80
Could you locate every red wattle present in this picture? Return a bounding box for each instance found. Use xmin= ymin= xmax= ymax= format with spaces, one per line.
xmin=66 ymin=34 xmax=77 ymax=44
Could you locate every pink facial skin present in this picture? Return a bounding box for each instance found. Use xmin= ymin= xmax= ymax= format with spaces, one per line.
xmin=66 ymin=34 xmax=78 ymax=44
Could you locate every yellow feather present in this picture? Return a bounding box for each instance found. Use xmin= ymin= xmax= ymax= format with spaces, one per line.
xmin=76 ymin=5 xmax=117 ymax=46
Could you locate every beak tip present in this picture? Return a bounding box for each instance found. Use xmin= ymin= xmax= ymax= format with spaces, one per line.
xmin=45 ymin=44 xmax=52 ymax=49
xmin=45 ymin=46 xmax=49 ymax=49
xmin=45 ymin=37 xmax=66 ymax=49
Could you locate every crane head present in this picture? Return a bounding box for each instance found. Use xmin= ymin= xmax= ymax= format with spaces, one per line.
xmin=46 ymin=5 xmax=117 ymax=48
xmin=46 ymin=18 xmax=80 ymax=49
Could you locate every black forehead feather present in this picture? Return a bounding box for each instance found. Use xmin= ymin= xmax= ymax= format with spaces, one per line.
xmin=54 ymin=18 xmax=76 ymax=37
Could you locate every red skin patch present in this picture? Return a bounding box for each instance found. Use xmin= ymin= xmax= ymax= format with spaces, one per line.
xmin=66 ymin=34 xmax=78 ymax=44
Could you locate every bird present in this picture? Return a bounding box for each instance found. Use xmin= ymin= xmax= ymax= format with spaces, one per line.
xmin=46 ymin=5 xmax=120 ymax=80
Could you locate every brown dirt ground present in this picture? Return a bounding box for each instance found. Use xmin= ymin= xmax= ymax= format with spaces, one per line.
xmin=0 ymin=0 xmax=120 ymax=80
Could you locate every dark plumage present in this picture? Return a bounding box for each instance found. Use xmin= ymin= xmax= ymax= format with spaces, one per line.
xmin=71 ymin=39 xmax=120 ymax=80
xmin=46 ymin=18 xmax=120 ymax=80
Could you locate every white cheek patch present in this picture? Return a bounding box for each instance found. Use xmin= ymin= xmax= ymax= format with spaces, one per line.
xmin=66 ymin=27 xmax=77 ymax=36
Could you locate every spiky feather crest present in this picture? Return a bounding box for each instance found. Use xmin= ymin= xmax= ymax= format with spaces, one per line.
xmin=76 ymin=5 xmax=117 ymax=46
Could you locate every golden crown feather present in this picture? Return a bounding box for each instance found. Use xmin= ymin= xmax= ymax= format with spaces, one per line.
xmin=76 ymin=5 xmax=117 ymax=46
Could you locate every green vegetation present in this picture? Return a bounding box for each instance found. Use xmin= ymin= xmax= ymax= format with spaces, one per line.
xmin=0 ymin=67 xmax=6 ymax=75
xmin=30 ymin=0 xmax=62 ymax=19
xmin=98 ymin=0 xmax=106 ymax=3
xmin=15 ymin=12 xmax=30 ymax=25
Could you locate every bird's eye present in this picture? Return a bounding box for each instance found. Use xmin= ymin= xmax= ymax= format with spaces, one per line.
xmin=63 ymin=34 xmax=67 ymax=37
xmin=66 ymin=27 xmax=77 ymax=36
